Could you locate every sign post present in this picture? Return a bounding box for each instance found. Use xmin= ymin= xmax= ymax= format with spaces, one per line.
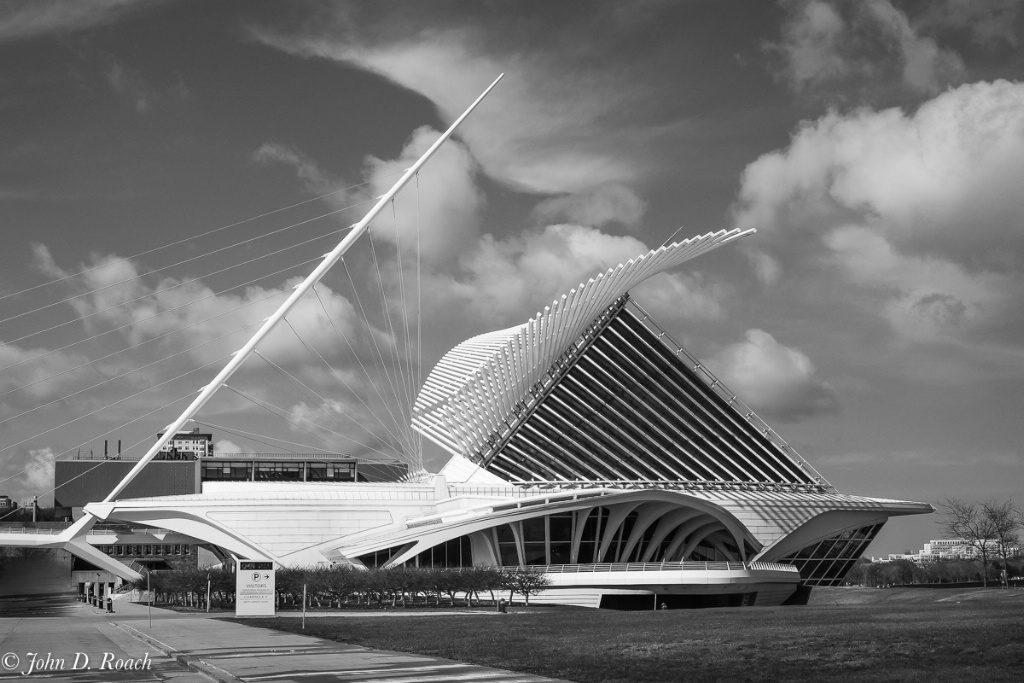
xmin=235 ymin=560 xmax=275 ymax=617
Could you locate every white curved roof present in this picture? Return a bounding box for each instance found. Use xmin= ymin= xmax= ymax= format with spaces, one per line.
xmin=412 ymin=228 xmax=754 ymax=459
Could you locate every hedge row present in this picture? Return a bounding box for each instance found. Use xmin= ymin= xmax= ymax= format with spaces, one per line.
xmin=133 ymin=564 xmax=551 ymax=608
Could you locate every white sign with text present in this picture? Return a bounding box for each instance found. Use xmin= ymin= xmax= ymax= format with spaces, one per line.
xmin=235 ymin=560 xmax=275 ymax=616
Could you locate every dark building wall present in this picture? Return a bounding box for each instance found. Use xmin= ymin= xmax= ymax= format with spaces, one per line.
xmin=54 ymin=458 xmax=406 ymax=511
xmin=358 ymin=463 xmax=408 ymax=482
xmin=54 ymin=461 xmax=199 ymax=509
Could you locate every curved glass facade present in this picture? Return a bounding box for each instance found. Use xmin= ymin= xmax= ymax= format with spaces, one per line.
xmin=359 ymin=504 xmax=753 ymax=569
xmin=777 ymin=523 xmax=883 ymax=586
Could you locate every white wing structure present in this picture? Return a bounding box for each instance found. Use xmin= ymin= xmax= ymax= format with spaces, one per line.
xmin=413 ymin=229 xmax=752 ymax=460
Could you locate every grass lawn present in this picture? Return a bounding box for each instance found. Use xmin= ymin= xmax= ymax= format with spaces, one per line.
xmin=246 ymin=587 xmax=1024 ymax=682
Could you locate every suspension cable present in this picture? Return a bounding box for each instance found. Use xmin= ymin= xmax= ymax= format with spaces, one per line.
xmin=282 ymin=317 xmax=408 ymax=450
xmin=2 ymin=221 xmax=355 ymax=350
xmin=0 ymin=355 xmax=231 ymax=458
xmin=1 ymin=256 xmax=317 ymax=375
xmin=0 ymin=173 xmax=398 ymax=305
xmin=252 ymin=348 xmax=412 ymax=456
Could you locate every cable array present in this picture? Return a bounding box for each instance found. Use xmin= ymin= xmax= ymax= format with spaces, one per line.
xmin=1 ymin=167 xmax=429 ymax=510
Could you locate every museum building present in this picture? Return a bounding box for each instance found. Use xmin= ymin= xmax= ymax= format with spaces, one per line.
xmin=6 ymin=230 xmax=932 ymax=608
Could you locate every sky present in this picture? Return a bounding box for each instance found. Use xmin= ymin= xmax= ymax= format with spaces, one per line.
xmin=1 ymin=0 xmax=1023 ymax=556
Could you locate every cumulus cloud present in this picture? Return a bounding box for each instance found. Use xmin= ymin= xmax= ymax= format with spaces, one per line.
xmin=709 ymin=329 xmax=837 ymax=420
xmin=422 ymin=223 xmax=650 ymax=326
xmin=29 ymin=243 xmax=382 ymax=370
xmin=767 ymin=0 xmax=966 ymax=97
xmin=251 ymin=126 xmax=726 ymax=333
xmin=733 ymin=80 xmax=1024 ymax=346
xmin=255 ymin=127 xmax=484 ymax=267
xmin=0 ymin=341 xmax=93 ymax=410
xmin=0 ymin=447 xmax=55 ymax=505
xmin=361 ymin=127 xmax=485 ymax=265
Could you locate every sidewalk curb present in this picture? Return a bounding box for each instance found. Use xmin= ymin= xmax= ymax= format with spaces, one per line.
xmin=113 ymin=622 xmax=244 ymax=683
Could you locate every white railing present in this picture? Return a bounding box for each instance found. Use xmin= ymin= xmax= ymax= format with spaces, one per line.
xmin=0 ymin=527 xmax=64 ymax=535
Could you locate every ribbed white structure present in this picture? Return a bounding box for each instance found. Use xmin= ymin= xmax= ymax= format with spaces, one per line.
xmin=412 ymin=228 xmax=754 ymax=459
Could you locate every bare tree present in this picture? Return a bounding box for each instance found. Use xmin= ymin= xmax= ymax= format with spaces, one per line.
xmin=983 ymin=499 xmax=1022 ymax=588
xmin=940 ymin=497 xmax=997 ymax=587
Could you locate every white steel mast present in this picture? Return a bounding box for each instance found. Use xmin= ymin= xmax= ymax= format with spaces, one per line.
xmin=95 ymin=74 xmax=503 ymax=505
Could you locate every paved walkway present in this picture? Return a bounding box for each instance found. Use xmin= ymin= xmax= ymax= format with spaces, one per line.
xmin=0 ymin=595 xmax=210 ymax=683
xmin=106 ymin=598 xmax=569 ymax=683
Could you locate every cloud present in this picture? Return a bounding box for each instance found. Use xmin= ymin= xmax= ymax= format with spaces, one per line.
xmin=421 ymin=223 xmax=647 ymax=327
xmin=244 ymin=2 xmax=706 ymax=207
xmin=0 ymin=0 xmax=155 ymax=44
xmin=252 ymin=142 xmax=333 ymax=191
xmin=768 ymin=0 xmax=853 ymax=90
xmin=254 ymin=127 xmax=485 ymax=267
xmin=864 ymin=0 xmax=967 ymax=94
xmin=0 ymin=447 xmax=55 ymax=505
xmin=214 ymin=439 xmax=242 ymax=455
xmin=361 ymin=127 xmax=485 ymax=265
xmin=286 ymin=390 xmax=420 ymax=465
xmin=29 ymin=243 xmax=377 ymax=370
xmin=708 ymin=329 xmax=837 ymax=420
xmin=532 ymin=184 xmax=647 ymax=231
xmin=0 ymin=341 xmax=94 ymax=410
xmin=918 ymin=0 xmax=1023 ymax=47
xmin=767 ymin=0 xmax=966 ymax=97
xmin=631 ymin=271 xmax=728 ymax=324
xmin=822 ymin=226 xmax=1015 ymax=343
xmin=249 ymin=28 xmax=641 ymax=194
xmin=252 ymin=115 xmax=731 ymax=354
xmin=732 ymin=79 xmax=1024 ymax=346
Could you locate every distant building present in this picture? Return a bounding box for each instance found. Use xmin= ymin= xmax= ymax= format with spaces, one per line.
xmin=156 ymin=427 xmax=213 ymax=459
xmin=0 ymin=496 xmax=17 ymax=510
xmin=886 ymin=538 xmax=1014 ymax=564
xmin=54 ymin=450 xmax=406 ymax=519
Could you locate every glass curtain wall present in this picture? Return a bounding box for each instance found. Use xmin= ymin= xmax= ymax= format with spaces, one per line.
xmin=777 ymin=523 xmax=884 ymax=586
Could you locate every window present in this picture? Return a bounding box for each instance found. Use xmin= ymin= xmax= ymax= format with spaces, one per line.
xmin=522 ymin=517 xmax=546 ymax=565
xmin=496 ymin=524 xmax=520 ymax=566
xmin=577 ymin=508 xmax=608 ymax=564
xmin=777 ymin=523 xmax=883 ymax=586
xmin=549 ymin=512 xmax=573 ymax=565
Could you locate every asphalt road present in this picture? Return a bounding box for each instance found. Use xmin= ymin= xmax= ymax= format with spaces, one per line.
xmin=0 ymin=594 xmax=209 ymax=683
